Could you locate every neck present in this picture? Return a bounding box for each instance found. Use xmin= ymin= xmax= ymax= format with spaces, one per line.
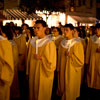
xmin=96 ymin=34 xmax=100 ymax=37
xmin=38 ymin=33 xmax=46 ymax=39
xmin=67 ymin=35 xmax=73 ymax=40
xmin=54 ymin=33 xmax=59 ymax=37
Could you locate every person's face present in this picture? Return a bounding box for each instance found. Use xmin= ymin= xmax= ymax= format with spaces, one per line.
xmin=64 ymin=27 xmax=73 ymax=38
xmin=96 ymin=28 xmax=100 ymax=37
xmin=73 ymin=28 xmax=79 ymax=38
xmin=15 ymin=30 xmax=19 ymax=34
xmin=61 ymin=27 xmax=64 ymax=33
xmin=10 ymin=22 xmax=14 ymax=27
xmin=45 ymin=28 xmax=50 ymax=35
xmin=34 ymin=23 xmax=46 ymax=37
xmin=52 ymin=28 xmax=59 ymax=37
xmin=22 ymin=25 xmax=27 ymax=30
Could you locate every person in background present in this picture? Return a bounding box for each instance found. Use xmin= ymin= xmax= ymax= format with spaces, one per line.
xmin=0 ymin=26 xmax=14 ymax=100
xmin=51 ymin=27 xmax=63 ymax=100
xmin=21 ymin=24 xmax=31 ymax=42
xmin=52 ymin=27 xmax=63 ymax=48
xmin=45 ymin=27 xmax=51 ymax=35
xmin=60 ymin=25 xmax=65 ymax=37
xmin=14 ymin=27 xmax=21 ymax=37
xmin=57 ymin=24 xmax=84 ymax=100
xmin=26 ymin=20 xmax=56 ymax=100
xmin=13 ymin=26 xmax=27 ymax=100
xmin=1 ymin=26 xmax=20 ymax=100
xmin=88 ymin=26 xmax=96 ymax=37
xmin=86 ymin=24 xmax=100 ymax=100
xmin=21 ymin=19 xmax=25 ymax=26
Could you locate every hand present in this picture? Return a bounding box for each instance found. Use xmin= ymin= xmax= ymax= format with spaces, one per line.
xmin=96 ymin=47 xmax=100 ymax=53
xmin=65 ymin=51 xmax=73 ymax=57
xmin=34 ymin=54 xmax=42 ymax=60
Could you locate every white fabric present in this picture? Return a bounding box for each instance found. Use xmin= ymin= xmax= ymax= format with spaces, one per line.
xmin=75 ymin=37 xmax=84 ymax=42
xmin=30 ymin=35 xmax=52 ymax=48
xmin=52 ymin=35 xmax=62 ymax=41
xmin=0 ymin=35 xmax=7 ymax=40
xmin=91 ymin=35 xmax=100 ymax=45
xmin=14 ymin=34 xmax=21 ymax=39
xmin=61 ymin=38 xmax=79 ymax=52
xmin=9 ymin=40 xmax=16 ymax=46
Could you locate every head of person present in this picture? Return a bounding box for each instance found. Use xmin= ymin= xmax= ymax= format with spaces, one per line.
xmin=52 ymin=27 xmax=62 ymax=37
xmin=45 ymin=27 xmax=51 ymax=35
xmin=64 ymin=24 xmax=74 ymax=39
xmin=60 ymin=25 xmax=65 ymax=34
xmin=1 ymin=26 xmax=13 ymax=40
xmin=22 ymin=24 xmax=29 ymax=31
xmin=14 ymin=27 xmax=21 ymax=35
xmin=10 ymin=22 xmax=14 ymax=27
xmin=73 ymin=27 xmax=81 ymax=38
xmin=34 ymin=20 xmax=47 ymax=38
xmin=95 ymin=24 xmax=100 ymax=37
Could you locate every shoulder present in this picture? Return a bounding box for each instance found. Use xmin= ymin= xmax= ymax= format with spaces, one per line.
xmin=73 ymin=41 xmax=83 ymax=49
xmin=0 ymin=35 xmax=7 ymax=41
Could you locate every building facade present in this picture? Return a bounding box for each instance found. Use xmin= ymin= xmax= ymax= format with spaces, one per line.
xmin=64 ymin=0 xmax=97 ymax=26
xmin=96 ymin=0 xmax=100 ymax=20
xmin=0 ymin=0 xmax=99 ymax=27
xmin=4 ymin=0 xmax=20 ymax=9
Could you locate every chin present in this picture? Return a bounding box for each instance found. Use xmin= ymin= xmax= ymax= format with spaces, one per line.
xmin=65 ymin=35 xmax=68 ymax=38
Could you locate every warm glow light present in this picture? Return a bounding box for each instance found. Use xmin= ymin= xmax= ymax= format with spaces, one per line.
xmin=3 ymin=20 xmax=22 ymax=26
xmin=36 ymin=10 xmax=66 ymax=28
xmin=67 ymin=16 xmax=94 ymax=27
xmin=59 ymin=13 xmax=66 ymax=25
xmin=82 ymin=24 xmax=85 ymax=26
xmin=3 ymin=19 xmax=35 ymax=27
xmin=88 ymin=24 xmax=93 ymax=26
xmin=25 ymin=20 xmax=34 ymax=27
xmin=67 ymin=15 xmax=77 ymax=26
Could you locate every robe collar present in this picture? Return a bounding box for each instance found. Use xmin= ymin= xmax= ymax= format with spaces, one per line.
xmin=75 ymin=37 xmax=84 ymax=42
xmin=61 ymin=38 xmax=79 ymax=52
xmin=9 ymin=40 xmax=16 ymax=45
xmin=0 ymin=35 xmax=7 ymax=40
xmin=91 ymin=35 xmax=100 ymax=44
xmin=30 ymin=35 xmax=52 ymax=48
xmin=52 ymin=35 xmax=62 ymax=41
xmin=14 ymin=34 xmax=22 ymax=38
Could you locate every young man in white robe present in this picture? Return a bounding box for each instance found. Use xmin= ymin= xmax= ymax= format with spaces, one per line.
xmin=57 ymin=24 xmax=84 ymax=100
xmin=0 ymin=27 xmax=14 ymax=100
xmin=26 ymin=20 xmax=56 ymax=100
xmin=86 ymin=23 xmax=100 ymax=100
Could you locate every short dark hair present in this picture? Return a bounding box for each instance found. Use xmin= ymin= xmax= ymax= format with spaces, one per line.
xmin=64 ymin=24 xmax=74 ymax=30
xmin=1 ymin=26 xmax=13 ymax=40
xmin=35 ymin=20 xmax=47 ymax=27
xmin=74 ymin=27 xmax=81 ymax=33
xmin=55 ymin=27 xmax=62 ymax=35
xmin=21 ymin=24 xmax=29 ymax=28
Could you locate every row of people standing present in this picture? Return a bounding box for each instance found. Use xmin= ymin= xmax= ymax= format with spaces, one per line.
xmin=0 ymin=20 xmax=100 ymax=100
xmin=26 ymin=20 xmax=84 ymax=100
xmin=0 ymin=23 xmax=29 ymax=100
xmin=26 ymin=21 xmax=100 ymax=100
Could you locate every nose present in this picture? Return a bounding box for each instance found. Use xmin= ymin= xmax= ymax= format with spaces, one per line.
xmin=34 ymin=28 xmax=38 ymax=32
